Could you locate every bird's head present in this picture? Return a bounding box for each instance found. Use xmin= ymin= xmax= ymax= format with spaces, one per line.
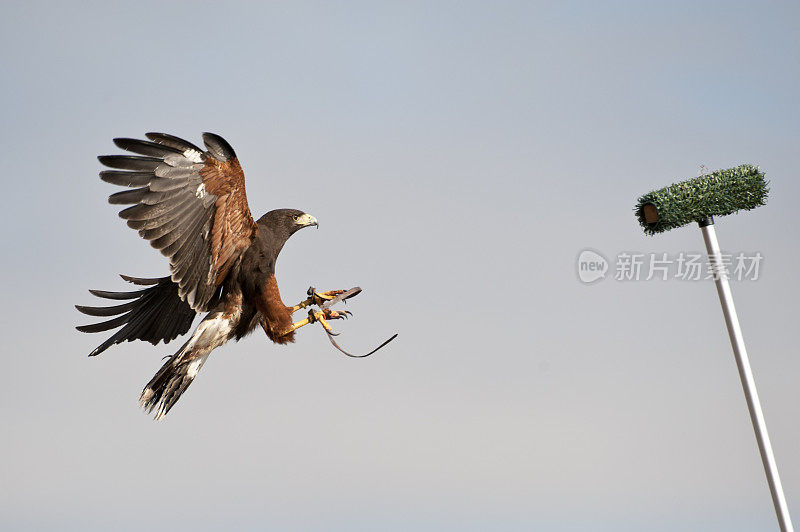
xmin=257 ymin=208 xmax=318 ymax=241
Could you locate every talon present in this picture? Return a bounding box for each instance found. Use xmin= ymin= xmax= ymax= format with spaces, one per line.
xmin=312 ymin=289 xmax=347 ymax=305
xmin=326 ymin=310 xmax=348 ymax=320
xmin=317 ymin=314 xmax=336 ymax=334
xmin=292 ymin=288 xmax=355 ymax=313
xmin=322 ymin=289 xmax=347 ymax=297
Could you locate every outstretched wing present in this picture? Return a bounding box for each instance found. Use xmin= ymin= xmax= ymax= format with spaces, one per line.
xmin=99 ymin=133 xmax=258 ymax=311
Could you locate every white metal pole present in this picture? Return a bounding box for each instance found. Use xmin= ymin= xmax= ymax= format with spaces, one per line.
xmin=700 ymin=219 xmax=793 ymax=532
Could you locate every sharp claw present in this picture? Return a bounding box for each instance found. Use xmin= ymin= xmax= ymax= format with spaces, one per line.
xmin=323 ymin=309 xmax=352 ymax=320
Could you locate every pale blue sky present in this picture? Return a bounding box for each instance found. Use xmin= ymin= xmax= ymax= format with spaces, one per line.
xmin=2 ymin=1 xmax=799 ymax=530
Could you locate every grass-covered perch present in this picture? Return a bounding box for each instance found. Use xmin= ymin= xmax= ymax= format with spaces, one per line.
xmin=635 ymin=164 xmax=768 ymax=235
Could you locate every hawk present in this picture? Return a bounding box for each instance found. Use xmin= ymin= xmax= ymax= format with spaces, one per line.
xmin=77 ymin=133 xmax=365 ymax=419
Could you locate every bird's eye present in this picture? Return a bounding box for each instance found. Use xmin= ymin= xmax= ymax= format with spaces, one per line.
xmin=293 ymin=215 xmax=300 ymax=221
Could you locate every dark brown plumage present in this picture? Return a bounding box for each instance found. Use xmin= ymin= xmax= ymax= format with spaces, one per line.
xmin=77 ymin=133 xmax=324 ymax=419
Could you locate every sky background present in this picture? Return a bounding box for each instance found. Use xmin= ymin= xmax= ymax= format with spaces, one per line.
xmin=2 ymin=1 xmax=799 ymax=530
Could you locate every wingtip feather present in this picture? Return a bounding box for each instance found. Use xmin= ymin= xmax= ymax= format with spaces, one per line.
xmin=202 ymin=132 xmax=236 ymax=161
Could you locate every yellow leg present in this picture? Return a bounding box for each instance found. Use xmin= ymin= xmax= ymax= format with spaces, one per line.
xmin=289 ymin=288 xmax=348 ymax=313
xmin=282 ymin=308 xmax=347 ymax=337
xmin=285 ymin=316 xmax=312 ymax=334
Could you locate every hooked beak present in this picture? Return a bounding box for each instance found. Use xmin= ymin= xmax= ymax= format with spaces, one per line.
xmin=296 ymin=213 xmax=319 ymax=229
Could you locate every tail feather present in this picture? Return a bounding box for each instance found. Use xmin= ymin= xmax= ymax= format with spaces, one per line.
xmin=76 ymin=275 xmax=196 ymax=357
xmin=139 ymin=308 xmax=235 ymax=419
xmin=139 ymin=342 xmax=210 ymax=420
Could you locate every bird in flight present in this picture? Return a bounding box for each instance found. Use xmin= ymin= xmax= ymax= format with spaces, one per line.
xmin=77 ymin=133 xmax=393 ymax=419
